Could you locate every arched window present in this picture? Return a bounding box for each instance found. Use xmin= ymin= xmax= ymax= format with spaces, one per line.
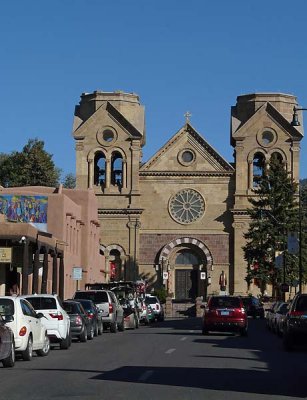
xmin=175 ymin=250 xmax=199 ymax=265
xmin=109 ymin=249 xmax=121 ymax=281
xmin=253 ymin=152 xmax=265 ymax=187
xmin=94 ymin=152 xmax=106 ymax=186
xmin=271 ymin=152 xmax=283 ymax=165
xmin=111 ymin=152 xmax=123 ymax=187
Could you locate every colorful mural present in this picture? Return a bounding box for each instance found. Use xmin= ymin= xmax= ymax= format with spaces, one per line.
xmin=0 ymin=195 xmax=48 ymax=223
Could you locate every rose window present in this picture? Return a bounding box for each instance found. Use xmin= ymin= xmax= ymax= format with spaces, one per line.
xmin=169 ymin=189 xmax=205 ymax=224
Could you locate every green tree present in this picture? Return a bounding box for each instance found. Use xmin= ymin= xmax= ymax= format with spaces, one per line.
xmin=0 ymin=139 xmax=60 ymax=187
xmin=243 ymin=155 xmax=298 ymax=296
xmin=62 ymin=173 xmax=76 ymax=189
xmin=300 ymin=182 xmax=307 ymax=285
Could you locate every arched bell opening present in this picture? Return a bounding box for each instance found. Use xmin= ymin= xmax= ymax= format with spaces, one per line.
xmin=111 ymin=152 xmax=123 ymax=188
xmin=94 ymin=152 xmax=106 ymax=187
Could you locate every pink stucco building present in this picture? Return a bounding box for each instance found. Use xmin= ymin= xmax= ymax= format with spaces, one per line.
xmin=0 ymin=185 xmax=105 ymax=299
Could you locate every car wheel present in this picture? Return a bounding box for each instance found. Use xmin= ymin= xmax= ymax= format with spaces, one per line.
xmin=60 ymin=332 xmax=70 ymax=350
xmin=2 ymin=340 xmax=15 ymax=368
xmin=118 ymin=317 xmax=125 ymax=332
xmin=80 ymin=326 xmax=88 ymax=342
xmin=240 ymin=327 xmax=248 ymax=336
xmin=87 ymin=324 xmax=94 ymax=340
xmin=283 ymin=333 xmax=293 ymax=351
xmin=94 ymin=322 xmax=98 ymax=337
xmin=202 ymin=326 xmax=209 ymax=335
xmin=37 ymin=334 xmax=50 ymax=357
xmin=22 ymin=335 xmax=33 ymax=361
xmin=110 ymin=320 xmax=118 ymax=333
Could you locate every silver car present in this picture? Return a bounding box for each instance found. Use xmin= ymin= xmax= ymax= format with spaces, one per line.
xmin=73 ymin=290 xmax=124 ymax=333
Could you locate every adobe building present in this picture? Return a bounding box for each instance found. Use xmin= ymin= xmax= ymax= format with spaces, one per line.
xmin=0 ymin=185 xmax=104 ymax=298
xmin=72 ymin=91 xmax=303 ymax=298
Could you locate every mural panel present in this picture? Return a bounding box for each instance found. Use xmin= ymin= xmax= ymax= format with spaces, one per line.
xmin=0 ymin=195 xmax=48 ymax=230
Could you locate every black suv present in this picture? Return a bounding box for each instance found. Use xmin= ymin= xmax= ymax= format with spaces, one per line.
xmin=283 ymin=293 xmax=307 ymax=351
xmin=240 ymin=296 xmax=265 ymax=319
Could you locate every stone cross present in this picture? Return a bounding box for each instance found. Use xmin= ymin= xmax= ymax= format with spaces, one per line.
xmin=184 ymin=111 xmax=192 ymax=122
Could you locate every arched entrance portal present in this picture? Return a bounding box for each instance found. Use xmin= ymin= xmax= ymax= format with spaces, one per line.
xmin=174 ymin=250 xmax=200 ymax=300
xmin=159 ymin=238 xmax=213 ymax=301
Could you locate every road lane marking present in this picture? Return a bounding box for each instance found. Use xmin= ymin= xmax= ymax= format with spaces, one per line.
xmin=180 ymin=336 xmax=187 ymax=341
xmin=138 ymin=370 xmax=154 ymax=382
xmin=189 ymin=330 xmax=194 ymax=333
xmin=165 ymin=348 xmax=176 ymax=354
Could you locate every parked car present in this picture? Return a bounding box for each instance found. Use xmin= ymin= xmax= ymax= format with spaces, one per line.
xmin=111 ymin=286 xmax=141 ymax=328
xmin=145 ymin=295 xmax=164 ymax=321
xmin=0 ymin=296 xmax=50 ymax=360
xmin=118 ymin=298 xmax=138 ymax=330
xmin=266 ymin=301 xmax=282 ymax=331
xmin=73 ymin=290 xmax=124 ymax=333
xmin=273 ymin=302 xmax=289 ymax=336
xmin=62 ymin=300 xmax=94 ymax=342
xmin=0 ymin=314 xmax=15 ymax=367
xmin=202 ymin=295 xmax=248 ymax=336
xmin=283 ymin=293 xmax=307 ymax=351
xmin=240 ymin=296 xmax=265 ymax=319
xmin=139 ymin=298 xmax=150 ymax=325
xmin=22 ymin=294 xmax=71 ymax=350
xmin=71 ymin=298 xmax=103 ymax=336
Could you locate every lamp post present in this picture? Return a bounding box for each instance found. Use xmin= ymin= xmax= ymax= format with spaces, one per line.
xmin=291 ymin=106 xmax=306 ymax=293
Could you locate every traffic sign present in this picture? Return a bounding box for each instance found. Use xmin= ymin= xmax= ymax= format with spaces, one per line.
xmin=280 ymin=283 xmax=289 ymax=293
xmin=162 ymin=272 xmax=169 ymax=280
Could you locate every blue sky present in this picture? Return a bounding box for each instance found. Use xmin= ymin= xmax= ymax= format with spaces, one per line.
xmin=1 ymin=0 xmax=307 ymax=179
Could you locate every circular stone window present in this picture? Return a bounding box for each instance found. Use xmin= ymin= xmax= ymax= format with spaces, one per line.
xmin=178 ymin=149 xmax=196 ymax=166
xmin=169 ymin=189 xmax=205 ymax=224
xmin=257 ymin=129 xmax=277 ymax=148
xmin=97 ymin=127 xmax=117 ymax=146
xmin=103 ymin=129 xmax=114 ymax=142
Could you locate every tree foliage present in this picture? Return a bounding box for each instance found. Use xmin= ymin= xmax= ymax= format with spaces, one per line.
xmin=243 ymin=155 xmax=299 ymax=295
xmin=0 ymin=139 xmax=60 ymax=187
xmin=62 ymin=173 xmax=76 ymax=189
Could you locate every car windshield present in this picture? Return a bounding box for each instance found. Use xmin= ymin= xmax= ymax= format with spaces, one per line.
xmin=26 ymin=297 xmax=57 ymax=310
xmin=145 ymin=297 xmax=158 ymax=304
xmin=74 ymin=299 xmax=94 ymax=313
xmin=0 ymin=299 xmax=14 ymax=316
xmin=210 ymin=297 xmax=241 ymax=308
xmin=63 ymin=302 xmax=81 ymax=314
xmin=296 ymin=296 xmax=307 ymax=312
xmin=74 ymin=291 xmax=108 ymax=303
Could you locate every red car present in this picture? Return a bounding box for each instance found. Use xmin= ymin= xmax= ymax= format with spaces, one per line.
xmin=202 ymin=296 xmax=248 ymax=336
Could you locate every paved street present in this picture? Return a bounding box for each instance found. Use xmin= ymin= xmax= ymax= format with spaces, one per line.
xmin=1 ymin=318 xmax=307 ymax=400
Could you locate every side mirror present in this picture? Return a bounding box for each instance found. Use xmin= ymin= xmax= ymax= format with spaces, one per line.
xmin=36 ymin=312 xmax=44 ymax=319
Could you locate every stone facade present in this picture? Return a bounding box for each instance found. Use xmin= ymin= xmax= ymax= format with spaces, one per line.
xmin=72 ymin=91 xmax=303 ymax=298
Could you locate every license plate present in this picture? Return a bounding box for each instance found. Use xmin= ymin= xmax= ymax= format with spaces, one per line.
xmin=221 ymin=311 xmax=229 ymax=316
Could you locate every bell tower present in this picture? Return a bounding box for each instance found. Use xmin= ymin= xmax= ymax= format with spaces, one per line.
xmin=72 ymin=90 xmax=145 ymax=281
xmin=230 ymin=93 xmax=303 ymax=294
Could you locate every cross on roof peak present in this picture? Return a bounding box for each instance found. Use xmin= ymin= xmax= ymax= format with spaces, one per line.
xmin=184 ymin=111 xmax=192 ymax=123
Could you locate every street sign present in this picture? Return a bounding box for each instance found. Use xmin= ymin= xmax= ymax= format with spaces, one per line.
xmin=275 ymin=253 xmax=283 ymax=269
xmin=72 ymin=267 xmax=83 ymax=280
xmin=200 ymin=272 xmax=206 ymax=280
xmin=162 ymin=272 xmax=169 ymax=280
xmin=287 ymin=232 xmax=299 ymax=255
xmin=280 ymin=283 xmax=289 ymax=293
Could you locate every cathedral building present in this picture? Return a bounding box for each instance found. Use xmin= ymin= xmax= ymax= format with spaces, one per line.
xmin=72 ymin=91 xmax=303 ymax=298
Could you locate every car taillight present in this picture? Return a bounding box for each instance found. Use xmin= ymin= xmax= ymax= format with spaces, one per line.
xmin=75 ymin=316 xmax=82 ymax=325
xmin=156 ymin=305 xmax=160 ymax=310
xmin=87 ymin=312 xmax=94 ymax=319
xmin=240 ymin=308 xmax=246 ymax=314
xmin=109 ymin=303 xmax=113 ymax=314
xmin=19 ymin=326 xmax=27 ymax=336
xmin=289 ymin=311 xmax=305 ymax=317
xmin=49 ymin=312 xmax=64 ymax=320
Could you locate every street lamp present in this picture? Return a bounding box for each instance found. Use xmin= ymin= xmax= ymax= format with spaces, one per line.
xmin=291 ymin=105 xmax=306 ymax=293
